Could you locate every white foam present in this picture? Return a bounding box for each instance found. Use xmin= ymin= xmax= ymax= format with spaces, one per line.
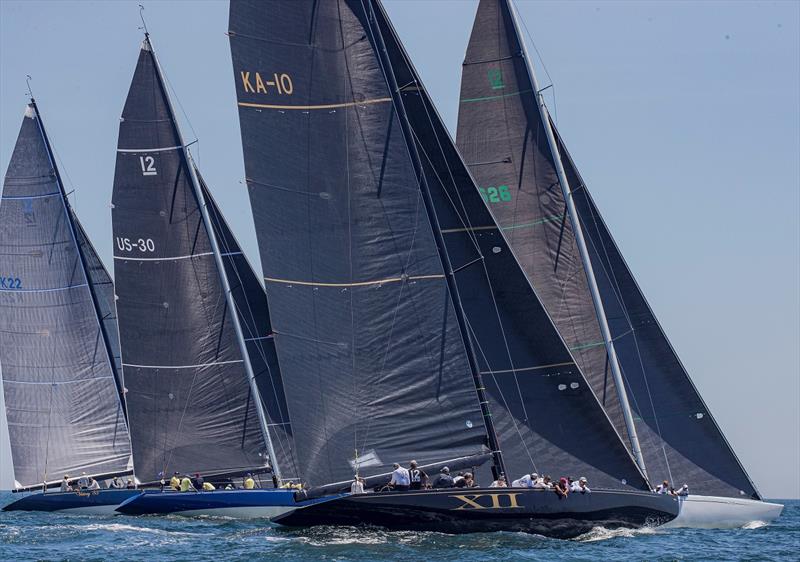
xmin=575 ymin=525 xmax=661 ymax=542
xmin=741 ymin=520 xmax=768 ymax=530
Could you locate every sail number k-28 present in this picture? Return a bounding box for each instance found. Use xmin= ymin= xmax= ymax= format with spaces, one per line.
xmin=240 ymin=71 xmax=293 ymax=95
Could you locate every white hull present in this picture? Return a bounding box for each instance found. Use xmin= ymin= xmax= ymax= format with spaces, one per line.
xmin=169 ymin=505 xmax=295 ymax=519
xmin=661 ymin=495 xmax=783 ymax=529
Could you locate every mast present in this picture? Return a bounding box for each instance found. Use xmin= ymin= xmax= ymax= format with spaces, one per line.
xmin=506 ymin=0 xmax=648 ymax=478
xmin=364 ymin=0 xmax=506 ymax=480
xmin=29 ymin=99 xmax=129 ymax=426
xmin=144 ymin=35 xmax=282 ymax=483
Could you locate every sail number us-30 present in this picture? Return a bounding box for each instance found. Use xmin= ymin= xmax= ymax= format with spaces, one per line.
xmin=116 ymin=237 xmax=155 ymax=253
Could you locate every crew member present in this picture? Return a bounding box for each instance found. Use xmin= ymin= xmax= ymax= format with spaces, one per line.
xmin=180 ymin=475 xmax=194 ymax=492
xmin=192 ymin=473 xmax=204 ymax=490
xmin=408 ymin=460 xmax=428 ymax=490
xmin=655 ymin=480 xmax=671 ymax=494
xmin=110 ymin=476 xmax=125 ymax=489
xmin=61 ymin=475 xmax=72 ymax=492
xmin=126 ymin=479 xmax=136 ymax=489
xmin=571 ymin=477 xmax=590 ymax=494
xmin=388 ymin=462 xmax=410 ymax=491
xmin=490 ymin=476 xmax=507 ymax=488
xmin=244 ymin=473 xmax=256 ymax=490
xmin=77 ymin=472 xmax=90 ymax=489
xmin=88 ymin=477 xmax=100 ymax=490
xmin=202 ymin=481 xmax=216 ymax=491
xmin=351 ymin=475 xmax=365 ymax=494
xmin=511 ymin=472 xmax=536 ymax=488
xmin=169 ymin=472 xmax=181 ymax=491
xmin=676 ymin=484 xmax=689 ymax=497
xmin=554 ymin=477 xmax=569 ymax=499
xmin=431 ymin=466 xmax=454 ymax=489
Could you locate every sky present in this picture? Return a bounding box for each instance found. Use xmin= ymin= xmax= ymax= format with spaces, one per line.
xmin=0 ymin=0 xmax=797 ymax=499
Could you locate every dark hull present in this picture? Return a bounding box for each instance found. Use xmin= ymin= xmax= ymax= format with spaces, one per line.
xmin=115 ymin=489 xmax=302 ymax=517
xmin=273 ymin=488 xmax=679 ymax=539
xmin=2 ymin=489 xmax=141 ymax=513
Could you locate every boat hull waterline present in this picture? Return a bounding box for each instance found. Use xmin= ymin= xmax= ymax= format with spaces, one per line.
xmin=272 ymin=488 xmax=679 ymax=539
xmin=663 ymin=495 xmax=783 ymax=529
xmin=2 ymin=489 xmax=141 ymax=515
xmin=115 ymin=489 xmax=335 ymax=518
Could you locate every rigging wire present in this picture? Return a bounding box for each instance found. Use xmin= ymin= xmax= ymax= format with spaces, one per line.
xmin=511 ymin=0 xmax=558 ymax=124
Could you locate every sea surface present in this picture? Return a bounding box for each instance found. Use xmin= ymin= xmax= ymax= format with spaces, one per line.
xmin=0 ymin=493 xmax=797 ymax=562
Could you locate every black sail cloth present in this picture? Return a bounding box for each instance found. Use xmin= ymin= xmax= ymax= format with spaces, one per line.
xmin=0 ymin=105 xmax=131 ymax=488
xmin=370 ymin=0 xmax=647 ymax=490
xmin=456 ymin=0 xmax=759 ymax=499
xmin=230 ymin=0 xmax=647 ymax=491
xmin=112 ymin=39 xmax=285 ymax=483
xmin=229 ymin=0 xmax=488 ymax=489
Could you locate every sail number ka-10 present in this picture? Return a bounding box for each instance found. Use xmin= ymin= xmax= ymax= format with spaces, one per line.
xmin=240 ymin=71 xmax=293 ymax=95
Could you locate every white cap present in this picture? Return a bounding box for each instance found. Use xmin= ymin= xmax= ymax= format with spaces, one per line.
xmin=579 ymin=477 xmax=587 ymax=483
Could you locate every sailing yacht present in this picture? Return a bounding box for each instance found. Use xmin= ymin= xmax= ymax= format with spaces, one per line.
xmin=1 ymin=100 xmax=137 ymax=514
xmin=228 ymin=0 xmax=678 ymax=538
xmin=454 ymin=0 xmax=782 ymax=528
xmin=109 ymin=33 xmax=301 ymax=518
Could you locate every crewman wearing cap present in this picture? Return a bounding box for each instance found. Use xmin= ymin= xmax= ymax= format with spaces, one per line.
xmin=571 ymin=476 xmax=591 ymax=494
xmin=432 ymin=466 xmax=454 ymax=489
xmin=169 ymin=472 xmax=181 ymax=491
xmin=388 ymin=462 xmax=410 ymax=491
xmin=60 ymin=475 xmax=72 ymax=492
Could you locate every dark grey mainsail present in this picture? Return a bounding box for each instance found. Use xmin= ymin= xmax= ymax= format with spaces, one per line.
xmin=229 ymin=0 xmax=489 ymax=489
xmin=229 ymin=0 xmax=648 ymax=491
xmin=456 ymin=0 xmax=759 ymax=499
xmin=112 ymin=36 xmax=292 ymax=483
xmin=0 ymin=102 xmax=131 ymax=488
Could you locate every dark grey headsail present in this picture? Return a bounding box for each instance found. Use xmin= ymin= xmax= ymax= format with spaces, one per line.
xmin=0 ymin=102 xmax=131 ymax=488
xmin=199 ymin=173 xmax=298 ymax=479
xmin=112 ymin=37 xmax=291 ymax=483
xmin=456 ymin=0 xmax=759 ymax=499
xmin=229 ymin=0 xmax=648 ymax=491
xmin=229 ymin=0 xmax=489 ymax=489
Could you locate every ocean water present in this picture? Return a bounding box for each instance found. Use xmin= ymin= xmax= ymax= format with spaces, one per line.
xmin=0 ymin=494 xmax=797 ymax=562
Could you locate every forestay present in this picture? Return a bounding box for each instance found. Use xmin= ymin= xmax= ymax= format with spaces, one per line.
xmin=229 ymin=0 xmax=489 ymax=488
xmin=0 ymin=103 xmax=131 ymax=488
xmin=112 ymin=38 xmax=283 ymax=483
xmin=456 ymin=0 xmax=759 ymax=499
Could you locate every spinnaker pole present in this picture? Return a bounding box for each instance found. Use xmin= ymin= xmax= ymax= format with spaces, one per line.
xmin=365 ymin=0 xmax=506 ymax=480
xmin=506 ymin=0 xmax=648 ymax=479
xmin=145 ymin=34 xmax=282 ymax=483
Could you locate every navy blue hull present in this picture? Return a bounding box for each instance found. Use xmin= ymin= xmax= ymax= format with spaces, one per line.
xmin=273 ymin=488 xmax=680 ymax=539
xmin=115 ymin=489 xmax=315 ymax=517
xmin=2 ymin=489 xmax=141 ymax=513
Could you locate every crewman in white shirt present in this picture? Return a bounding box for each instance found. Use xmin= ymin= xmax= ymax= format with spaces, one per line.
xmin=571 ymin=476 xmax=590 ymax=493
xmin=511 ymin=472 xmax=536 ymax=488
xmin=389 ymin=463 xmax=410 ymax=491
xmin=351 ymin=475 xmax=365 ymax=494
xmin=655 ymin=480 xmax=672 ymax=494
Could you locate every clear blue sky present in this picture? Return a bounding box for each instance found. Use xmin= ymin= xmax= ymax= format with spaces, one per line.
xmin=1 ymin=0 xmax=798 ymax=498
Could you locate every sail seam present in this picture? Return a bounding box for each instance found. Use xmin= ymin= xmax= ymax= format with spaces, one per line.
xmin=263 ymin=273 xmax=444 ymax=288
xmin=113 ymin=251 xmax=214 ymax=262
xmin=0 ymin=283 xmax=88 ymax=293
xmin=1 ymin=191 xmax=60 ymax=199
xmin=122 ymin=360 xmax=244 ymax=369
xmin=117 ymin=145 xmax=184 ymax=153
xmin=238 ymin=98 xmax=391 ymax=111
xmin=460 ymin=89 xmax=533 ymax=104
xmin=481 ymin=361 xmax=574 ymax=375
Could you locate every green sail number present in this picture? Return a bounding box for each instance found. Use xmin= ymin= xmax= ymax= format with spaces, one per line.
xmin=478 ymin=185 xmax=511 ymax=204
